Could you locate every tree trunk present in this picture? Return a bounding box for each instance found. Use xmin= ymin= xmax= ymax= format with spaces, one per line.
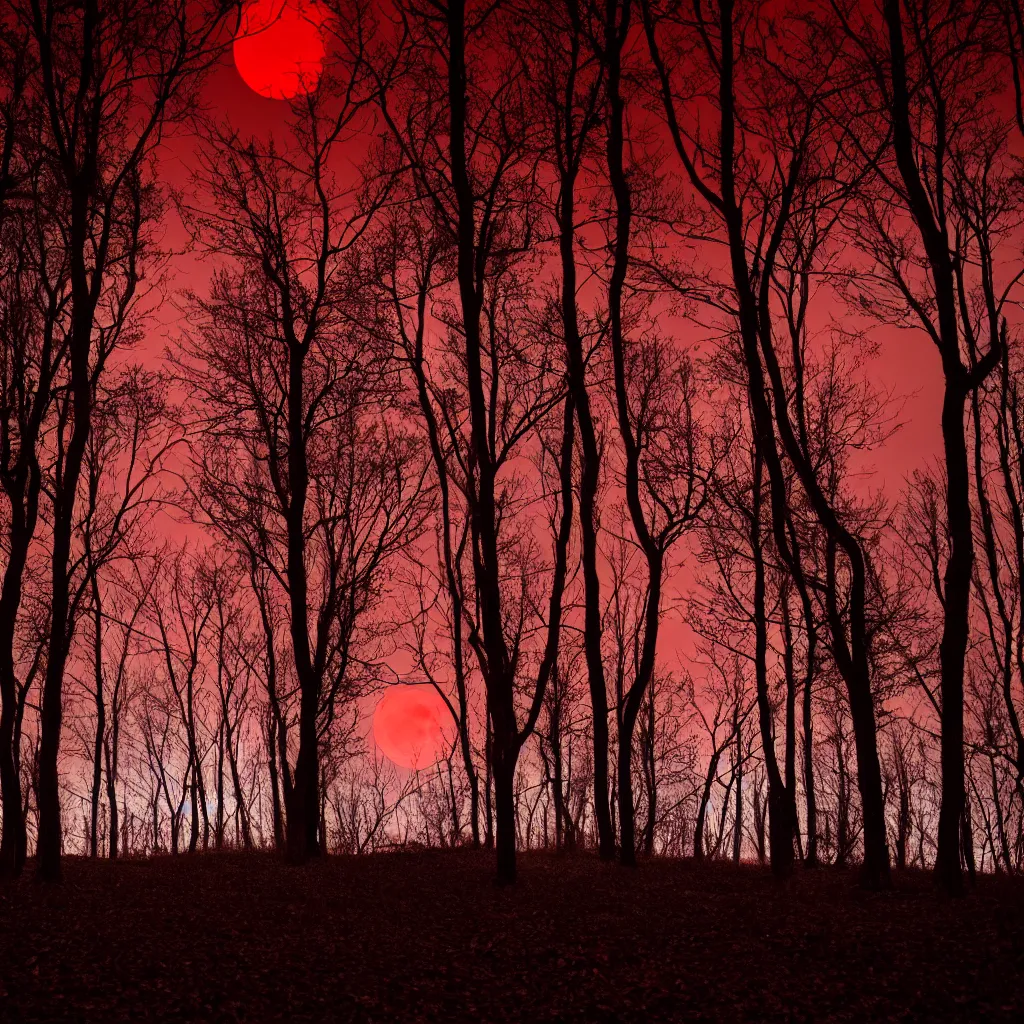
xmin=0 ymin=510 xmax=34 ymax=878
xmin=484 ymin=712 xmax=494 ymax=850
xmin=553 ymin=58 xmax=614 ymax=861
xmin=750 ymin=448 xmax=795 ymax=877
xmin=267 ymin=715 xmax=284 ymax=853
xmin=216 ymin=721 xmax=225 ymax=850
xmin=492 ymin=744 xmax=517 ymax=884
xmin=89 ymin=576 xmax=105 ymax=859
xmin=104 ymin=732 xmax=119 ymax=860
xmin=284 ymin=301 xmax=320 ymax=862
xmin=617 ymin=707 xmax=639 ymax=867
xmin=935 ymin=380 xmax=971 ymax=894
xmin=602 ymin=0 xmax=666 ymax=870
xmin=694 ymin=750 xmax=720 ymax=862
xmin=38 ymin=148 xmax=102 ymax=881
xmin=802 ymin=606 xmax=818 ymax=868
xmin=880 ymin=0 xmax=999 ymax=896
xmin=836 ymin=728 xmax=850 ymax=869
xmin=643 ymin=691 xmax=657 ymax=857
xmin=446 ymin=0 xmax=538 ymax=884
xmin=733 ymin=712 xmax=743 ymax=864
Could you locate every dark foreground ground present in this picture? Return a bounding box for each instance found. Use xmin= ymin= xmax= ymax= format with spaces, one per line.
xmin=1 ymin=851 xmax=1022 ymax=1023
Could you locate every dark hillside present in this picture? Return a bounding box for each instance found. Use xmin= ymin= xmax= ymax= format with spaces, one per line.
xmin=2 ymin=851 xmax=1022 ymax=1022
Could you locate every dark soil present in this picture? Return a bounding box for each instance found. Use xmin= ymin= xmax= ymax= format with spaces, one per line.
xmin=1 ymin=850 xmax=1022 ymax=1022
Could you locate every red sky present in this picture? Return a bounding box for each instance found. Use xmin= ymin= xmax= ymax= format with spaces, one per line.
xmin=143 ymin=4 xmax=953 ymax=767
xmin=161 ymin=23 xmax=946 ymax=478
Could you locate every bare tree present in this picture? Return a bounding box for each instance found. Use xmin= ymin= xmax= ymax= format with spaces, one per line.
xmin=374 ymin=0 xmax=579 ymax=883
xmin=826 ymin=0 xmax=1020 ymax=894
xmin=689 ymin=658 xmax=751 ymax=861
xmin=642 ymin=0 xmax=892 ymax=886
xmin=518 ymin=0 xmax=616 ymax=860
xmin=179 ymin=43 xmax=427 ymax=860
xmin=12 ymin=0 xmax=229 ymax=881
xmin=148 ymin=548 xmax=217 ymax=854
xmin=80 ymin=370 xmax=181 ymax=858
xmin=0 ymin=30 xmax=61 ymax=876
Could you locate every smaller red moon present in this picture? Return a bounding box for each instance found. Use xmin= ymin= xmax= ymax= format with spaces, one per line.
xmin=373 ymin=686 xmax=453 ymax=771
xmin=233 ymin=0 xmax=327 ymax=101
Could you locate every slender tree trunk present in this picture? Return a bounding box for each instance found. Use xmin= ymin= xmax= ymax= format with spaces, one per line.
xmin=988 ymin=754 xmax=1012 ymax=872
xmin=267 ymin=715 xmax=284 ymax=853
xmin=935 ymin=379 xmax=972 ymax=894
xmin=553 ymin=48 xmax=614 ymax=860
xmin=602 ymin=0 xmax=665 ymax=869
xmin=216 ymin=721 xmax=225 ymax=850
xmin=0 ymin=511 xmax=35 ymax=878
xmin=977 ymin=367 xmax=1024 ymax=802
xmin=0 ymin=36 xmax=37 ymax=883
xmin=801 ymin=603 xmax=818 ymax=868
xmin=405 ymin=263 xmax=480 ymax=849
xmin=552 ymin=737 xmax=566 ymax=853
xmin=752 ymin=772 xmax=767 ymax=864
xmin=733 ymin=711 xmax=743 ymax=864
xmin=285 ymin=327 xmax=320 ymax=863
xmin=751 ymin=448 xmax=795 ymax=877
xmin=616 ymin=707 xmax=638 ymax=866
xmin=881 ymin=0 xmax=1000 ymax=896
xmin=37 ymin=544 xmax=74 ymax=881
xmin=445 ymin=0 xmax=530 ymax=884
xmin=225 ymin=721 xmax=251 ymax=850
xmin=896 ymin=764 xmax=910 ymax=871
xmin=547 ymin=676 xmax=567 ymax=853
xmin=961 ymin=792 xmax=977 ymax=884
xmin=89 ymin=576 xmax=104 ymax=859
xmin=104 ymin=731 xmax=119 ymax=860
xmin=38 ymin=145 xmax=103 ymax=880
xmin=492 ymin=745 xmax=517 ymax=883
xmin=151 ymin=785 xmax=160 ymax=855
xmin=643 ymin=690 xmax=657 ymax=856
xmin=694 ymin=750 xmax=721 ymax=862
xmin=781 ymin=590 xmax=802 ymax=858
xmin=484 ymin=712 xmax=494 ymax=850
xmin=38 ymin=355 xmax=90 ymax=880
xmin=189 ymin=759 xmax=200 ymax=854
xmin=836 ymin=727 xmax=850 ymax=868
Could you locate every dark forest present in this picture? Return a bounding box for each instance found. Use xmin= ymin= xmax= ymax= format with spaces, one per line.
xmin=1 ymin=0 xmax=1024 ymax=1020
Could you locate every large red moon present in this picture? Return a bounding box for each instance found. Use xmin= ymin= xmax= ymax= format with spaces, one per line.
xmin=233 ymin=0 xmax=328 ymax=101
xmin=373 ymin=686 xmax=453 ymax=771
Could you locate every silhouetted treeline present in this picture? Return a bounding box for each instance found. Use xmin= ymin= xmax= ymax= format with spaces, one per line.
xmin=2 ymin=0 xmax=1024 ymax=895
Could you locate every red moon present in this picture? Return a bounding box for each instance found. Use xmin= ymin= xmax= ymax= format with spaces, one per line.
xmin=233 ymin=0 xmax=327 ymax=101
xmin=373 ymin=686 xmax=453 ymax=771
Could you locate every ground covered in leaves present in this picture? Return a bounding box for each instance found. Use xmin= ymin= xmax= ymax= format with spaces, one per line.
xmin=1 ymin=849 xmax=1022 ymax=1022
